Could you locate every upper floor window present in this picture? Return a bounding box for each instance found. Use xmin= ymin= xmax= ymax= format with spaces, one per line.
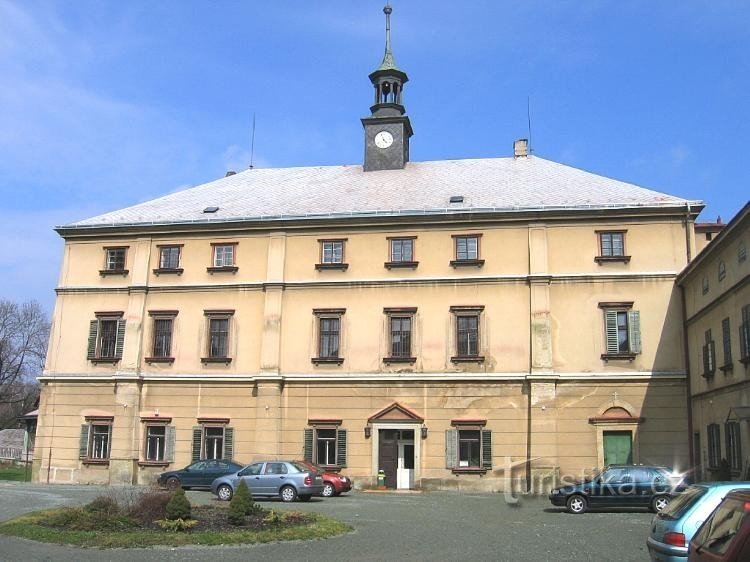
xmin=208 ymin=243 xmax=238 ymax=273
xmin=385 ymin=237 xmax=418 ymax=269
xmin=718 ymin=261 xmax=726 ymax=282
xmin=154 ymin=245 xmax=183 ymax=274
xmin=100 ymin=247 xmax=129 ymax=276
xmin=79 ymin=417 xmax=113 ymax=463
xmin=450 ymin=305 xmax=484 ymax=362
xmin=740 ymin=305 xmax=750 ymax=364
xmin=599 ymin=302 xmax=641 ymax=360
xmin=201 ymin=310 xmax=234 ymax=364
xmin=316 ymin=239 xmax=348 ymax=270
xmin=702 ymin=329 xmax=716 ymax=377
xmin=738 ymin=242 xmax=747 ymax=264
xmin=701 ymin=276 xmax=709 ymax=295
xmin=384 ymin=307 xmax=417 ymax=363
xmin=312 ymin=308 xmax=345 ymax=365
xmin=595 ymin=231 xmax=630 ymax=263
xmin=720 ymin=317 xmax=733 ymax=372
xmin=145 ymin=310 xmax=177 ymax=364
xmin=87 ymin=312 xmax=125 ymax=363
xmin=451 ymin=234 xmax=484 ymax=267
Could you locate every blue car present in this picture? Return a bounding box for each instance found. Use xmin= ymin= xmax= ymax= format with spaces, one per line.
xmin=211 ymin=460 xmax=325 ymax=502
xmin=647 ymin=482 xmax=750 ymax=562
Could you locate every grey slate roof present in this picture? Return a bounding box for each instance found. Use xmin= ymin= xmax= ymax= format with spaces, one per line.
xmin=63 ymin=156 xmax=701 ymax=230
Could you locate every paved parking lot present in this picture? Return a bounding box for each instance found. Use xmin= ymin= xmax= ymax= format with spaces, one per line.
xmin=0 ymin=482 xmax=653 ymax=561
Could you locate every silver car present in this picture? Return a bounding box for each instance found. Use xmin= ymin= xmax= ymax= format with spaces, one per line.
xmin=210 ymin=460 xmax=324 ymax=502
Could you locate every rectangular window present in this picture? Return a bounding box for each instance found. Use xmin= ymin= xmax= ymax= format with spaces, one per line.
xmin=601 ymin=304 xmax=641 ymax=358
xmin=303 ymin=424 xmax=347 ymax=468
xmin=204 ymin=427 xmax=224 ymax=460
xmin=707 ymin=424 xmax=721 ymax=469
xmin=105 ymin=247 xmax=127 ymax=271
xmin=153 ymin=318 xmax=173 ymax=358
xmin=87 ymin=313 xmax=126 ymax=362
xmin=80 ymin=420 xmax=114 ymax=461
xmin=455 ymin=235 xmax=479 ymax=260
xmin=446 ymin=423 xmax=491 ymax=472
xmin=390 ymin=238 xmax=413 ymax=262
xmin=390 ymin=316 xmax=412 ymax=358
xmin=191 ymin=423 xmax=233 ymax=461
xmin=599 ymin=232 xmax=625 ymax=257
xmin=159 ymin=246 xmax=181 ymax=269
xmin=145 ymin=425 xmax=166 ymax=461
xmin=725 ymin=422 xmax=741 ymax=473
xmin=740 ymin=305 xmax=750 ymax=363
xmin=321 ymin=240 xmax=344 ymax=264
xmin=319 ymin=317 xmax=340 ymax=358
xmin=721 ymin=317 xmax=732 ymax=369
xmin=703 ymin=329 xmax=716 ymax=377
xmin=202 ymin=310 xmax=234 ymax=363
xmin=213 ymin=244 xmax=234 ymax=267
xmin=450 ymin=306 xmax=484 ymax=362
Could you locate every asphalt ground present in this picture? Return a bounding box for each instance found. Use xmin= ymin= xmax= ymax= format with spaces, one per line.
xmin=0 ymin=482 xmax=653 ymax=561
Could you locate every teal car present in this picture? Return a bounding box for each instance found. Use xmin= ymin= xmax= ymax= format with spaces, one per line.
xmin=647 ymin=482 xmax=750 ymax=562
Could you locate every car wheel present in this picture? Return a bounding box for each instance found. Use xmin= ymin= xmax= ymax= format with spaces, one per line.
xmin=322 ymin=483 xmax=335 ymax=497
xmin=298 ymin=494 xmax=311 ymax=502
xmin=651 ymin=495 xmax=670 ymax=513
xmin=566 ymin=494 xmax=588 ymax=514
xmin=165 ymin=476 xmax=181 ymax=491
xmin=217 ymin=484 xmax=233 ymax=501
xmin=280 ymin=485 xmax=298 ymax=503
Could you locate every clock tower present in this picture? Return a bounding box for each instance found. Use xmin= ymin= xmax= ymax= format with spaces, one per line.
xmin=362 ymin=4 xmax=413 ymax=172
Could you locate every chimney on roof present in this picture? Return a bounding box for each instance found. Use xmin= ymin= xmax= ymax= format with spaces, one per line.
xmin=513 ymin=139 xmax=529 ymax=158
xmin=225 ymin=171 xmax=236 ymax=177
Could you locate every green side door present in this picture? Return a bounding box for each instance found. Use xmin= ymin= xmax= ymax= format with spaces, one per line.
xmin=603 ymin=431 xmax=632 ymax=465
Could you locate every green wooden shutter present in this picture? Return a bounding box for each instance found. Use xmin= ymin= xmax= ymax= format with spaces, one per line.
xmin=481 ymin=430 xmax=492 ymax=470
xmin=722 ymin=318 xmax=732 ymax=364
xmin=87 ymin=321 xmax=98 ymax=359
xmin=702 ymin=344 xmax=710 ymax=375
xmin=224 ymin=427 xmax=234 ymax=460
xmin=336 ymin=429 xmax=347 ymax=468
xmin=79 ymin=424 xmax=90 ymax=459
xmin=114 ymin=319 xmax=126 ymax=359
xmin=709 ymin=341 xmax=716 ymax=373
xmin=106 ymin=424 xmax=113 ymax=459
xmin=191 ymin=427 xmax=202 ymax=461
xmin=165 ymin=426 xmax=176 ymax=463
xmin=605 ymin=310 xmax=619 ymax=354
xmin=445 ymin=429 xmax=458 ymax=469
xmin=628 ymin=311 xmax=641 ymax=354
xmin=303 ymin=429 xmax=314 ymax=462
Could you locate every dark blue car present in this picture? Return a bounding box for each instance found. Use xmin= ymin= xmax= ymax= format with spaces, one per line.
xmin=158 ymin=459 xmax=245 ymax=490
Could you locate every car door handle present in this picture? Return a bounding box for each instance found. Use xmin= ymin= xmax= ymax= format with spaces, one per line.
xmin=280 ymin=476 xmax=286 ymax=480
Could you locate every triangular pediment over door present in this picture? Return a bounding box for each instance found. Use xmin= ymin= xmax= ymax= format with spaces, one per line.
xmin=368 ymin=402 xmax=424 ymax=424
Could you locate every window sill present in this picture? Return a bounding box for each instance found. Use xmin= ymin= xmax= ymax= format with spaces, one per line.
xmin=145 ymin=357 xmax=175 ymax=364
xmin=90 ymin=357 xmax=120 ymax=364
xmin=99 ymin=269 xmax=129 ymax=277
xmin=315 ymin=263 xmax=349 ymax=271
xmin=138 ymin=460 xmax=171 ymax=467
xmin=451 ymin=355 xmax=485 ymax=363
xmin=451 ymin=467 xmax=487 ymax=475
xmin=207 ymin=266 xmax=238 ymax=274
xmin=383 ymin=356 xmax=417 ymax=364
xmin=594 ymin=256 xmax=631 ymax=264
xmin=82 ymin=459 xmax=110 ymax=466
xmin=719 ymin=363 xmax=734 ymax=373
xmin=201 ymin=357 xmax=232 ymax=365
xmin=601 ymin=353 xmax=637 ymax=362
xmin=153 ymin=268 xmax=183 ymax=275
xmin=311 ymin=357 xmax=344 ymax=365
xmin=740 ymin=356 xmax=750 ymax=366
xmin=384 ymin=261 xmax=419 ymax=270
xmin=450 ymin=259 xmax=485 ymax=268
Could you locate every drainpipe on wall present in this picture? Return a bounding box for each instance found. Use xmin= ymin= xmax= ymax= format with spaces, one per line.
xmin=684 ymin=203 xmax=693 ymax=263
xmin=680 ymin=283 xmax=695 ymax=474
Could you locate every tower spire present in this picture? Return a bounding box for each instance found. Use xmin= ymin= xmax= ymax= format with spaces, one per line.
xmin=377 ymin=3 xmax=401 ymax=73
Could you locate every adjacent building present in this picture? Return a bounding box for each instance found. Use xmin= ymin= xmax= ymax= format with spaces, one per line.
xmin=34 ymin=6 xmax=705 ymax=491
xmin=677 ymin=202 xmax=750 ymax=481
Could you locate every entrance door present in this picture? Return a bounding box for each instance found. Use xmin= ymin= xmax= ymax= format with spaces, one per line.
xmin=397 ymin=434 xmax=415 ymax=489
xmin=379 ymin=429 xmax=398 ymax=489
xmin=603 ymin=431 xmax=633 ymax=465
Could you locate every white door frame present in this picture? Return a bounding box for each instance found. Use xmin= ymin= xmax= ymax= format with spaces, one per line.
xmin=370 ymin=422 xmax=421 ymax=489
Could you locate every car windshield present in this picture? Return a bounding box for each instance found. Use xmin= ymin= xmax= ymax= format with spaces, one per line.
xmin=290 ymin=461 xmax=312 ymax=473
xmin=659 ymin=486 xmax=708 ymax=520
xmin=692 ymin=498 xmax=747 ymax=554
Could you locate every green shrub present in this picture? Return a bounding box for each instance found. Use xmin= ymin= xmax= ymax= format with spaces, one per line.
xmin=42 ymin=506 xmax=137 ymax=531
xmin=263 ymin=510 xmax=282 ymax=527
xmin=85 ymin=495 xmax=121 ymax=516
xmin=165 ymin=487 xmax=191 ymax=520
xmin=156 ymin=518 xmax=198 ymax=532
xmin=236 ymin=480 xmax=256 ymax=514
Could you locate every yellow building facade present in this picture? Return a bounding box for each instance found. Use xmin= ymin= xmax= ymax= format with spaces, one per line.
xmin=34 ymin=7 xmax=705 ymax=492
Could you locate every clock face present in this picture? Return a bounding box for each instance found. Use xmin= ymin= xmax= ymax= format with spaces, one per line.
xmin=374 ymin=130 xmax=394 ymax=149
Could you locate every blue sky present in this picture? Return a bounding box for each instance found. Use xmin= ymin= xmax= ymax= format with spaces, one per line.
xmin=1 ymin=1 xmax=748 ymax=312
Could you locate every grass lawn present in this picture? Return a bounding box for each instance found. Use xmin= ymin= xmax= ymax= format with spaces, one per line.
xmin=0 ymin=465 xmax=29 ymax=482
xmin=0 ymin=507 xmax=353 ymax=548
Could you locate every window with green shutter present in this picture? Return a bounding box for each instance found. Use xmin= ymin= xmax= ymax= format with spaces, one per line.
xmin=79 ymin=417 xmax=113 ymax=463
xmin=87 ymin=313 xmax=125 ymax=363
xmin=447 ymin=422 xmax=491 ymax=472
xmin=191 ymin=423 xmax=233 ymax=461
xmin=720 ymin=317 xmax=733 ymax=372
xmin=305 ymin=423 xmax=347 ymax=468
xmin=702 ymin=329 xmax=716 ymax=377
xmin=600 ymin=303 xmax=641 ymax=360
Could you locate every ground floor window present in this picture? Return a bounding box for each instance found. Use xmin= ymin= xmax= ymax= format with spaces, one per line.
xmin=192 ymin=422 xmax=234 ymax=461
xmin=446 ymin=422 xmax=492 ymax=471
xmin=725 ymin=422 xmax=742 ymax=474
xmin=304 ymin=423 xmax=347 ymax=468
xmin=707 ymin=423 xmax=721 ymax=469
xmin=142 ymin=424 xmax=175 ymax=463
xmin=79 ymin=418 xmax=113 ymax=462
